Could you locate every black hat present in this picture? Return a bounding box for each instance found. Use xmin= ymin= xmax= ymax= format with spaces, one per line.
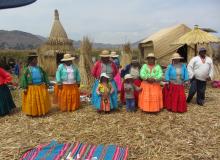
xmin=28 ymin=52 xmax=38 ymax=57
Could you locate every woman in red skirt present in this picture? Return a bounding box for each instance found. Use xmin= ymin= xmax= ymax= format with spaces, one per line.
xmin=163 ymin=53 xmax=189 ymax=113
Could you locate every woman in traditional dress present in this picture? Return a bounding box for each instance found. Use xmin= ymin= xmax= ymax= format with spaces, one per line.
xmin=0 ymin=66 xmax=16 ymax=116
xmin=91 ymin=50 xmax=118 ymax=112
xmin=163 ymin=53 xmax=189 ymax=113
xmin=120 ymin=56 xmax=142 ymax=105
xmin=139 ymin=53 xmax=163 ymax=112
xmin=110 ymin=51 xmax=122 ymax=92
xmin=20 ymin=52 xmax=51 ymax=116
xmin=56 ymin=54 xmax=81 ymax=112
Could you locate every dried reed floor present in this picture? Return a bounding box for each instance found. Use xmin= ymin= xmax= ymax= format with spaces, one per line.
xmin=0 ymin=87 xmax=219 ymax=160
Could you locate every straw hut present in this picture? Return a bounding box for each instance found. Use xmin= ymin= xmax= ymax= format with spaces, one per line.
xmin=139 ymin=24 xmax=194 ymax=66
xmin=38 ymin=9 xmax=74 ymax=75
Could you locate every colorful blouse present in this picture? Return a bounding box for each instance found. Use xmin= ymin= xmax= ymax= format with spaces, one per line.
xmin=140 ymin=64 xmax=163 ymax=80
xmin=96 ymin=82 xmax=112 ymax=95
xmin=30 ymin=66 xmax=42 ymax=84
xmin=165 ymin=63 xmax=189 ymax=84
xmin=0 ymin=67 xmax=12 ymax=85
xmin=20 ymin=66 xmax=49 ymax=89
xmin=92 ymin=60 xmax=118 ymax=79
xmin=56 ymin=64 xmax=81 ymax=85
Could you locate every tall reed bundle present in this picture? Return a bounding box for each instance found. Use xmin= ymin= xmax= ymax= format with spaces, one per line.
xmin=78 ymin=36 xmax=94 ymax=88
xmin=121 ymin=42 xmax=132 ymax=68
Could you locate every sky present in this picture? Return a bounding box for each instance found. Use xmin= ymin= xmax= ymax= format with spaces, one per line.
xmin=0 ymin=0 xmax=220 ymax=44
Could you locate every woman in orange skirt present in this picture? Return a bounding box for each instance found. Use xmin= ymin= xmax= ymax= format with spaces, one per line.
xmin=56 ymin=54 xmax=81 ymax=112
xmin=139 ymin=53 xmax=163 ymax=112
xmin=20 ymin=52 xmax=51 ymax=116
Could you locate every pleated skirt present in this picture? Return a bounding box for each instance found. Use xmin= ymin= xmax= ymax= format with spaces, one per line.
xmin=138 ymin=81 xmax=163 ymax=112
xmin=22 ymin=84 xmax=51 ymax=116
xmin=163 ymin=83 xmax=187 ymax=113
xmin=57 ymin=84 xmax=80 ymax=112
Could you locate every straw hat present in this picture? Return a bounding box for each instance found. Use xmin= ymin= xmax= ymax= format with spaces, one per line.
xmin=100 ymin=73 xmax=110 ymax=79
xmin=100 ymin=50 xmax=110 ymax=57
xmin=28 ymin=52 xmax=38 ymax=57
xmin=146 ymin=53 xmax=156 ymax=59
xmin=171 ymin=53 xmax=183 ymax=60
xmin=110 ymin=51 xmax=119 ymax=58
xmin=61 ymin=54 xmax=75 ymax=61
xmin=124 ymin=74 xmax=133 ymax=80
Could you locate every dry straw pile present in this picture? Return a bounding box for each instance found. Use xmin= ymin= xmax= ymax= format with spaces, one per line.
xmin=0 ymin=87 xmax=219 ymax=159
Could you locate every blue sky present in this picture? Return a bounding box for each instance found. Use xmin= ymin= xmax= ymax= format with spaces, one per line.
xmin=0 ymin=0 xmax=220 ymax=44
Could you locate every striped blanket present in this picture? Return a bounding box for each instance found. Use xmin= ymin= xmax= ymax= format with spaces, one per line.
xmin=20 ymin=141 xmax=128 ymax=160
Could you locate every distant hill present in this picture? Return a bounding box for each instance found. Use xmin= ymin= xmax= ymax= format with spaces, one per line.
xmin=0 ymin=30 xmax=44 ymax=49
xmin=0 ymin=30 xmax=139 ymax=50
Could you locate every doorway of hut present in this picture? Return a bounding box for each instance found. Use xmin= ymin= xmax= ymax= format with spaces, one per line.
xmin=177 ymin=44 xmax=188 ymax=63
xmin=56 ymin=53 xmax=64 ymax=66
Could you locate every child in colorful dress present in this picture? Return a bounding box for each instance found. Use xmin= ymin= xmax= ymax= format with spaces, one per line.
xmin=96 ymin=73 xmax=114 ymax=113
xmin=123 ymin=74 xmax=142 ymax=112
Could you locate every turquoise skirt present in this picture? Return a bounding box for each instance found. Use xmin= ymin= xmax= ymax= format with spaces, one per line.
xmin=0 ymin=84 xmax=16 ymax=116
xmin=91 ymin=79 xmax=118 ymax=110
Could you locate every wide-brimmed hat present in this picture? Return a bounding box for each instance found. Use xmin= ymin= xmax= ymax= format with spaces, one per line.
xmin=61 ymin=54 xmax=75 ymax=62
xmin=110 ymin=51 xmax=119 ymax=58
xmin=146 ymin=53 xmax=156 ymax=59
xmin=124 ymin=74 xmax=133 ymax=80
xmin=100 ymin=50 xmax=110 ymax=57
xmin=28 ymin=52 xmax=38 ymax=57
xmin=100 ymin=73 xmax=110 ymax=79
xmin=171 ymin=53 xmax=183 ymax=60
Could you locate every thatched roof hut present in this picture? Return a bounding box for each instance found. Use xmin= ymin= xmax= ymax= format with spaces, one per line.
xmin=38 ymin=9 xmax=74 ymax=75
xmin=139 ymin=24 xmax=194 ymax=66
xmin=139 ymin=24 xmax=220 ymax=79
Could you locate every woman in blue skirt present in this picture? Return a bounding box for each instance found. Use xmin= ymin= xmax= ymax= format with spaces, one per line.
xmin=91 ymin=50 xmax=118 ymax=112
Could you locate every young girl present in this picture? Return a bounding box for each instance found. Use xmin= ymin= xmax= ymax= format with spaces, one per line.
xmin=96 ymin=73 xmax=114 ymax=113
xmin=123 ymin=74 xmax=142 ymax=112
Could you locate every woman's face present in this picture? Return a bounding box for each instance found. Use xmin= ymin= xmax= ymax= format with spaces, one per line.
xmin=147 ymin=57 xmax=155 ymax=65
xmin=172 ymin=59 xmax=180 ymax=64
xmin=101 ymin=57 xmax=110 ymax=63
xmin=30 ymin=57 xmax=38 ymax=66
xmin=65 ymin=61 xmax=72 ymax=66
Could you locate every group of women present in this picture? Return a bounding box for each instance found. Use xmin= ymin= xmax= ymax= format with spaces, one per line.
xmin=0 ymin=50 xmax=189 ymax=117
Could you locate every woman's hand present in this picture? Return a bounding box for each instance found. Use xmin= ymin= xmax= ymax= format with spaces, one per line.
xmin=23 ymin=89 xmax=27 ymax=94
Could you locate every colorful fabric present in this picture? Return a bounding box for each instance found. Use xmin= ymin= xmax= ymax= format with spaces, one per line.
xmin=57 ymin=84 xmax=80 ymax=112
xmin=120 ymin=79 xmax=142 ymax=105
xmin=22 ymin=84 xmax=51 ymax=116
xmin=163 ymin=83 xmax=187 ymax=113
xmin=0 ymin=84 xmax=16 ymax=116
xmin=20 ymin=141 xmax=129 ymax=160
xmin=30 ymin=66 xmax=42 ymax=84
xmin=91 ymin=60 xmax=118 ymax=79
xmin=97 ymin=82 xmax=111 ymax=112
xmin=92 ymin=79 xmax=118 ymax=110
xmin=20 ymin=66 xmax=49 ymax=89
xmin=138 ymin=81 xmax=163 ymax=112
xmin=140 ymin=64 xmax=163 ymax=80
xmin=126 ymin=98 xmax=136 ymax=112
xmin=56 ymin=64 xmax=80 ymax=85
xmin=165 ymin=64 xmax=189 ymax=83
xmin=0 ymin=67 xmax=12 ymax=85
xmin=114 ymin=72 xmax=122 ymax=92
